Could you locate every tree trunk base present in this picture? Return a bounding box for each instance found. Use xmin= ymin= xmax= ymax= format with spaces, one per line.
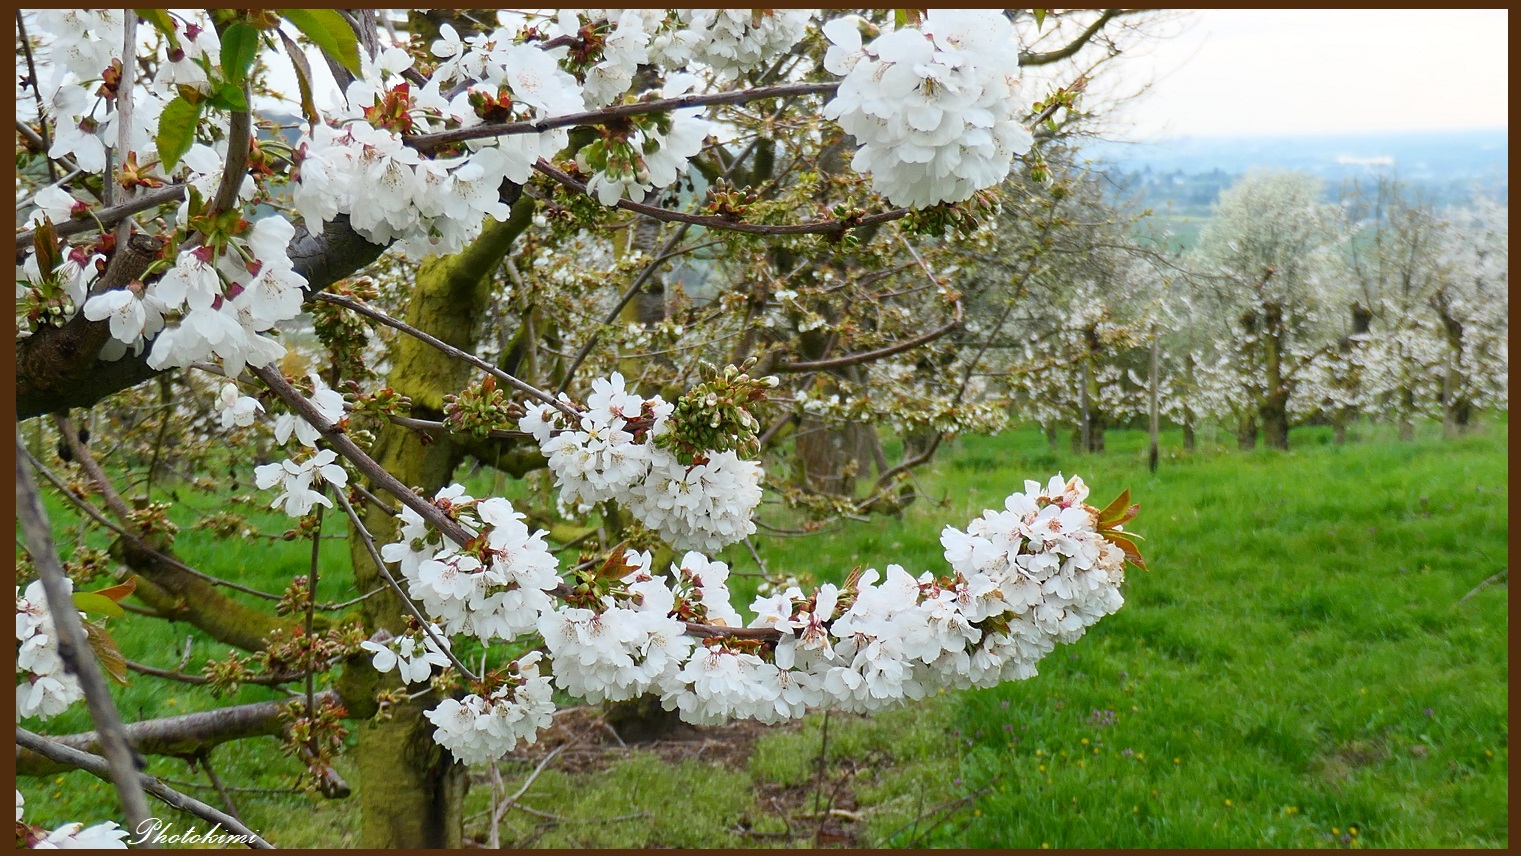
xmin=604 ymin=694 xmax=685 ymax=743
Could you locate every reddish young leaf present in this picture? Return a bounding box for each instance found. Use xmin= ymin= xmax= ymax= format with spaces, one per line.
xmin=88 ymin=575 xmax=138 ymax=604
xmin=1096 ymin=488 xmax=1132 ymax=525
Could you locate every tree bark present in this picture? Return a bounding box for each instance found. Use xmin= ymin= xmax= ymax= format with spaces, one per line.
xmin=1432 ymin=294 xmax=1472 ymax=438
xmin=1259 ymin=301 xmax=1290 ymax=450
xmin=1236 ymin=412 xmax=1258 ymax=451
xmin=1398 ymin=386 xmax=1416 ymax=441
xmin=1147 ymin=331 xmax=1160 ymax=474
xmin=345 ymin=207 xmax=532 ymax=848
xmin=16 ymin=694 xmax=337 ymax=777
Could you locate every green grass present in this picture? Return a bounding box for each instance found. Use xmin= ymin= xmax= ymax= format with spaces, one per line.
xmin=18 ymin=419 xmax=1508 ymax=848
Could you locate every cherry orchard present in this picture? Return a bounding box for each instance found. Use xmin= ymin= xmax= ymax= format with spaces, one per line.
xmin=16 ymin=7 xmax=1140 ymax=840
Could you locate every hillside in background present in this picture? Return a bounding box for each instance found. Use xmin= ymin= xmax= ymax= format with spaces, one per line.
xmin=1083 ymin=128 xmax=1508 ymax=247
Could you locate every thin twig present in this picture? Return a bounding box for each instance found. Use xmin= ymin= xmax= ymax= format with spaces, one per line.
xmin=494 ymin=743 xmax=569 ymax=828
xmin=328 ymin=485 xmax=480 ymax=683
xmin=314 ymin=291 xmax=579 ymax=421
xmin=124 ymin=658 xmax=316 ymax=687
xmin=558 ymin=220 xmax=694 ymax=393
xmin=16 ymin=11 xmax=57 ymax=183
xmin=812 ymin=708 xmax=832 ymax=846
xmin=195 ymin=749 xmax=243 ymax=823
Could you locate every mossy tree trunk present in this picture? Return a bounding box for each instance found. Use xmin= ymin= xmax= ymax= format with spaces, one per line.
xmin=347 ymin=206 xmax=533 ymax=848
xmin=1236 ymin=411 xmax=1259 ymax=451
xmin=1259 ymin=302 xmax=1290 ymax=451
xmin=1433 ymin=294 xmax=1473 ymax=438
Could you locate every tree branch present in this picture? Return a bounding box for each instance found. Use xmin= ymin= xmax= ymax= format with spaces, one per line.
xmin=16 ymin=727 xmax=275 ymax=849
xmin=15 ymin=692 xmax=333 ymax=778
xmin=775 ymin=299 xmax=963 ymax=372
xmin=408 ymin=82 xmax=839 ymax=154
xmin=14 ymin=185 xmax=186 ymax=252
xmin=1019 ymin=10 xmax=1125 ymax=67
xmin=313 ymin=291 xmax=577 ymax=421
xmin=533 ymin=159 xmax=912 ymax=237
xmin=16 ymin=434 xmax=155 ymax=840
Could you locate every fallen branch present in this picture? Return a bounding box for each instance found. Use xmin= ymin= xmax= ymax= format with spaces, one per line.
xmin=1457 ymin=569 xmax=1507 ymax=607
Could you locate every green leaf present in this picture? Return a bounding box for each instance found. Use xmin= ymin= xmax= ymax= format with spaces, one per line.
xmin=84 ymin=622 xmax=129 ymax=686
xmin=1033 ymin=9 xmax=1048 ymax=30
xmin=208 ymin=81 xmax=249 ymax=112
xmin=220 ymin=21 xmax=261 ymax=85
xmin=155 ymin=95 xmax=202 ymax=172
xmin=72 ymin=591 xmax=126 ymax=619
xmin=276 ymin=28 xmax=320 ymax=127
xmin=135 ymin=9 xmax=179 ymax=41
xmin=280 ymin=9 xmax=361 ymax=76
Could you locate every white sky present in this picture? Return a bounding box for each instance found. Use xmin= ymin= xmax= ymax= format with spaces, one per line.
xmin=1097 ymin=9 xmax=1509 ymax=140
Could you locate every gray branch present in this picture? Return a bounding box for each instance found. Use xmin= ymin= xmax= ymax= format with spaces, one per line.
xmin=16 ymin=434 xmax=156 ymax=840
xmin=16 ymin=727 xmax=274 ymax=849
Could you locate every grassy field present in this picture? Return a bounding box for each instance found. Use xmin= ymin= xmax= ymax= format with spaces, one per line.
xmin=18 ymin=419 xmax=1508 ymax=848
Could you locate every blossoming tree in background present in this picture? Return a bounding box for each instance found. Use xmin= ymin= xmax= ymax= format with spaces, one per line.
xmin=15 ymin=9 xmax=1155 ymax=848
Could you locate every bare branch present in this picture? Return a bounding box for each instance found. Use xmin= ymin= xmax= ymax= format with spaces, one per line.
xmin=313 ymin=291 xmax=578 ymax=421
xmin=1019 ymin=10 xmax=1125 ymax=67
xmin=408 ymin=82 xmax=839 ymax=153
xmin=328 ymin=487 xmax=481 ymax=683
xmin=776 ymin=299 xmax=963 ymax=372
xmin=16 ymin=434 xmax=155 ymax=838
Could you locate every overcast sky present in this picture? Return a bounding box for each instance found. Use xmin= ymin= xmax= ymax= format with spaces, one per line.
xmin=1097 ymin=9 xmax=1509 ymax=140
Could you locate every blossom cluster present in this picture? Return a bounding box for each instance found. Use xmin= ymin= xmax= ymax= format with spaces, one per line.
xmin=16 ymin=791 xmax=128 ymax=850
xmin=378 ymin=487 xmax=562 ymax=643
xmin=292 ymin=41 xmax=572 ymax=257
xmin=360 ymin=625 xmax=454 ymax=685
xmin=253 ymin=377 xmax=350 ymax=517
xmin=15 ymin=580 xmax=85 ymax=721
xmin=655 ymin=10 xmax=815 ymax=79
xmin=823 ymin=10 xmax=1034 ymax=207
xmin=520 ymin=373 xmax=762 ymax=553
xmin=422 ymin=652 xmax=557 ymax=766
xmin=382 ymin=469 xmax=1131 ymax=761
xmin=77 ymin=215 xmax=307 ymax=380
